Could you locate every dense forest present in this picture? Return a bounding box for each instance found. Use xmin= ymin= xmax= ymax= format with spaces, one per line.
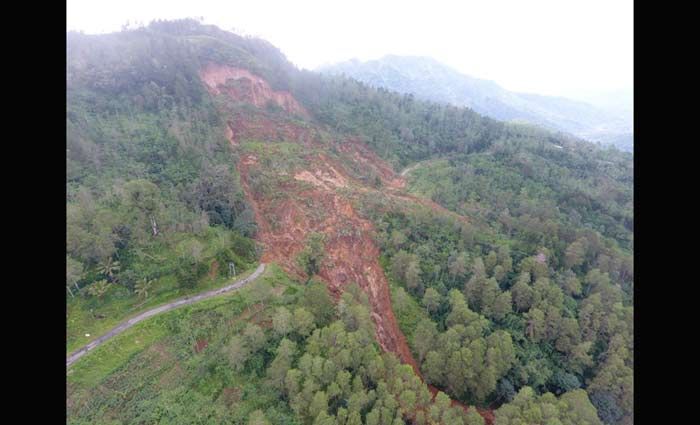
xmin=67 ymin=19 xmax=632 ymax=425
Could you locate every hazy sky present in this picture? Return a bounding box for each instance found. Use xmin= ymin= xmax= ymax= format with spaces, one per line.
xmin=67 ymin=0 xmax=632 ymax=100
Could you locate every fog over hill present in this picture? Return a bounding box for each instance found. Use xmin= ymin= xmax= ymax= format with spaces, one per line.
xmin=319 ymin=56 xmax=633 ymax=152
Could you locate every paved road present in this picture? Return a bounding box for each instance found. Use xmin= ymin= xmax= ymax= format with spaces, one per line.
xmin=67 ymin=263 xmax=266 ymax=368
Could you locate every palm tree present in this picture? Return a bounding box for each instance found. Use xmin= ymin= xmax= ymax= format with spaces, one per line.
xmin=134 ymin=278 xmax=153 ymax=300
xmin=98 ymin=258 xmax=121 ymax=282
xmin=87 ymin=279 xmax=111 ymax=300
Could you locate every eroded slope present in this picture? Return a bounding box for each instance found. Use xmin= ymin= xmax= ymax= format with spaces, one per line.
xmin=200 ymin=64 xmax=491 ymax=422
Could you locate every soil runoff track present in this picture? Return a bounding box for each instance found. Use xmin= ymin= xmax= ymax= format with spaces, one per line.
xmin=66 ymin=263 xmax=266 ymax=368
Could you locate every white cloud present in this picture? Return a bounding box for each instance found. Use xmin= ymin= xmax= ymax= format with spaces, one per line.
xmin=67 ymin=0 xmax=632 ymax=98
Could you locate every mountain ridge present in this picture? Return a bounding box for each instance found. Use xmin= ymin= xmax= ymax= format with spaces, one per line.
xmin=318 ymin=55 xmax=633 ymax=151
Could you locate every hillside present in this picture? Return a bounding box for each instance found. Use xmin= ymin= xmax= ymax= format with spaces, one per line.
xmin=319 ymin=56 xmax=633 ymax=152
xmin=67 ymin=20 xmax=632 ymax=425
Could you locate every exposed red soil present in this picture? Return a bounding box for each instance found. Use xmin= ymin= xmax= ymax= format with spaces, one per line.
xmin=208 ymin=260 xmax=219 ymax=279
xmin=221 ymin=387 xmax=242 ymax=406
xmin=201 ymin=66 xmax=492 ymax=424
xmin=385 ymin=189 xmax=472 ymax=227
xmin=235 ymin=120 xmax=421 ymax=374
xmin=338 ymin=137 xmax=407 ymax=189
xmin=199 ymin=63 xmax=310 ymax=118
xmin=225 ymin=121 xmax=237 ymax=147
xmin=194 ymin=338 xmax=209 ymax=353
xmin=224 ymin=110 xmax=317 ymax=147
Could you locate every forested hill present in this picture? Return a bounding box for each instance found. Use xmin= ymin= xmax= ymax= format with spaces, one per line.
xmin=319 ymin=55 xmax=633 ymax=152
xmin=67 ymin=19 xmax=632 ymax=425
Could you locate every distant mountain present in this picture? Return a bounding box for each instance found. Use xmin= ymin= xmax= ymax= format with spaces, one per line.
xmin=318 ymin=56 xmax=633 ymax=151
xmin=569 ymin=88 xmax=633 ymax=119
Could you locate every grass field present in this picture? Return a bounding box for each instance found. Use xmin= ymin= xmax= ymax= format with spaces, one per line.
xmin=67 ymin=263 xmax=302 ymax=425
xmin=67 ymin=226 xmax=258 ymax=354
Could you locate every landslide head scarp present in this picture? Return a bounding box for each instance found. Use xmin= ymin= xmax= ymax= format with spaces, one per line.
xmin=199 ymin=63 xmax=310 ymax=118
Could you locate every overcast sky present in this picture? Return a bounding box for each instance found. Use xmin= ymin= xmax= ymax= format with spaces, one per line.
xmin=67 ymin=0 xmax=632 ymax=100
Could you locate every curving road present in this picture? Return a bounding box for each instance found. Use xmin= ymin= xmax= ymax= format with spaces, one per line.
xmin=67 ymin=263 xmax=266 ymax=368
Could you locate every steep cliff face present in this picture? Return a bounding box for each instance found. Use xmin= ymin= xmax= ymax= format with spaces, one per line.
xmin=199 ymin=63 xmax=309 ymax=118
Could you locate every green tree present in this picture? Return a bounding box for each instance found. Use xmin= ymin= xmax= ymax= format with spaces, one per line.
xmin=465 ymin=408 xmax=485 ymax=425
xmin=224 ymin=335 xmax=250 ymax=371
xmin=66 ymin=256 xmax=84 ymax=297
xmin=308 ymin=390 xmax=329 ymax=420
xmin=87 ymin=279 xmax=111 ymax=300
xmin=247 ymin=410 xmax=271 ymax=425
xmin=293 ymin=307 xmax=316 ymax=337
xmin=497 ymin=245 xmax=513 ymax=274
xmin=484 ymin=251 xmax=498 ymax=274
xmin=243 ymin=323 xmax=267 ymax=352
xmin=97 ymin=257 xmax=120 ymax=282
xmin=524 ymin=308 xmax=546 ymax=342
xmin=267 ymin=338 xmax=297 ymax=391
xmin=559 ymin=389 xmax=603 ymax=425
xmin=297 ymin=232 xmax=326 ymax=280
xmin=413 ymin=319 xmax=437 ymax=363
xmin=492 ymin=291 xmax=512 ymax=321
xmin=391 ymin=250 xmax=421 ymax=288
xmin=567 ymin=341 xmax=594 ymax=374
xmin=564 ymin=238 xmax=588 ymax=269
xmin=423 ymin=350 xmax=445 ymax=386
xmin=302 ymin=281 xmax=336 ymax=327
xmin=123 ymin=179 xmax=161 ymax=237
xmin=134 ymin=278 xmax=153 ymax=300
xmin=511 ymin=273 xmax=534 ymax=312
xmin=555 ymin=317 xmax=581 ymax=354
xmin=560 ymin=270 xmax=582 ymax=297
xmin=422 ymin=287 xmax=442 ymax=314
xmin=273 ymin=306 xmax=293 ymax=336
xmin=448 ymin=251 xmax=469 ymax=281
xmin=405 ymin=259 xmax=423 ymax=293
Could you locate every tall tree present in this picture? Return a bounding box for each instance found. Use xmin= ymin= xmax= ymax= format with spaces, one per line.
xmin=66 ymin=256 xmax=84 ymax=296
xmin=422 ymin=287 xmax=442 ymax=314
xmin=297 ymin=232 xmax=326 ymax=280
xmin=123 ymin=179 xmax=162 ymax=237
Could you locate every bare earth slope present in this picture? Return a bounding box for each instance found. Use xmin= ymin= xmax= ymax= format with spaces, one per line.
xmin=200 ymin=64 xmax=492 ymax=423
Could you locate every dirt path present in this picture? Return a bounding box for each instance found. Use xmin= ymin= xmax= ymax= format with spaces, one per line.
xmin=66 ymin=263 xmax=266 ymax=368
xmin=399 ymin=162 xmax=422 ymax=177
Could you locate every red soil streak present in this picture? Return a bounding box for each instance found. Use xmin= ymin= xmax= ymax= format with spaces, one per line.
xmin=201 ymin=66 xmax=493 ymax=424
xmin=194 ymin=338 xmax=208 ymax=353
xmin=199 ymin=63 xmax=310 ymax=118
xmin=221 ymin=387 xmax=242 ymax=406
xmin=225 ymin=111 xmax=317 ymax=147
xmin=225 ymin=121 xmax=237 ymax=147
xmin=385 ymin=189 xmax=472 ymax=227
xmin=236 ymin=128 xmax=422 ymax=375
xmin=208 ymin=260 xmax=219 ymax=279
xmin=338 ymin=137 xmax=407 ymax=189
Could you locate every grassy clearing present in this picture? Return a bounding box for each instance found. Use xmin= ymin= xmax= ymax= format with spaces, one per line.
xmin=68 ymin=263 xmax=294 ymax=382
xmin=67 ymin=263 xmax=303 ymax=425
xmin=67 ymin=225 xmax=258 ymax=354
xmin=67 ymin=265 xmax=258 ymax=354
